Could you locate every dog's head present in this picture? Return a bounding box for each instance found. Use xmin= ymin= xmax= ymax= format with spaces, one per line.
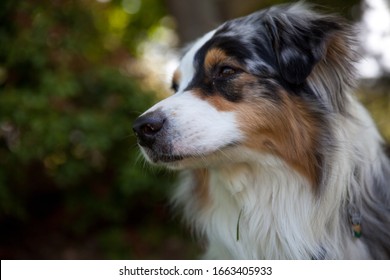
xmin=133 ymin=4 xmax=355 ymax=184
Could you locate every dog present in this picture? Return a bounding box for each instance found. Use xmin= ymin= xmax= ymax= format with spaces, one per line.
xmin=133 ymin=3 xmax=390 ymax=259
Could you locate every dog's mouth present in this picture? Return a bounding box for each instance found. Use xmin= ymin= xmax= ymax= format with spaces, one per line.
xmin=140 ymin=147 xmax=187 ymax=164
xmin=154 ymin=153 xmax=185 ymax=163
xmin=141 ymin=141 xmax=240 ymax=166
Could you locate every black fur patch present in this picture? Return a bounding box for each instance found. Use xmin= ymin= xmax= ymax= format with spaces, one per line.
xmin=184 ymin=5 xmax=350 ymax=111
xmin=186 ymin=37 xmax=250 ymax=102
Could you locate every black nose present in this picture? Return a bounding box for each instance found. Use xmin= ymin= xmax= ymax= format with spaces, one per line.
xmin=133 ymin=111 xmax=165 ymax=148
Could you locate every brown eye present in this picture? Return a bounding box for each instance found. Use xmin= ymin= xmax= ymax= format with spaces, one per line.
xmin=219 ymin=66 xmax=236 ymax=78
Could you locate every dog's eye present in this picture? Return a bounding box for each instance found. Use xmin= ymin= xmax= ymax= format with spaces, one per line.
xmin=218 ymin=66 xmax=236 ymax=78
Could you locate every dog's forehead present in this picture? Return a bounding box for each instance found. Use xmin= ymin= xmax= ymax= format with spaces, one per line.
xmin=177 ymin=30 xmax=217 ymax=90
xmin=174 ymin=15 xmax=274 ymax=90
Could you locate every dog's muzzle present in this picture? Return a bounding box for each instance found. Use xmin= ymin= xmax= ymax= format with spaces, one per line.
xmin=133 ymin=111 xmax=166 ymax=149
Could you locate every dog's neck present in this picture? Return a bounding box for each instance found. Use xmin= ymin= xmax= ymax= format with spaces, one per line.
xmin=175 ymin=155 xmax=370 ymax=259
xmin=201 ymin=161 xmax=333 ymax=259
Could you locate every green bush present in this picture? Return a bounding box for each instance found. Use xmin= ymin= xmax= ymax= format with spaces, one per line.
xmin=0 ymin=0 xmax=183 ymax=258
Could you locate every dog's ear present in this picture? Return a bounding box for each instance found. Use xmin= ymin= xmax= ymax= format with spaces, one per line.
xmin=264 ymin=12 xmax=342 ymax=85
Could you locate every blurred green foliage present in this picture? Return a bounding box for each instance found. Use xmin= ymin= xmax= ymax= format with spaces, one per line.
xmin=0 ymin=0 xmax=190 ymax=259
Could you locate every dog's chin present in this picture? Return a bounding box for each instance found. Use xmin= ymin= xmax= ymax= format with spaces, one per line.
xmin=140 ymin=143 xmax=239 ymax=170
xmin=141 ymin=148 xmax=207 ymax=170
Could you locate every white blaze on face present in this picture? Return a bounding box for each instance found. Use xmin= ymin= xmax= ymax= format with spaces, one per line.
xmin=141 ymin=30 xmax=243 ymax=162
xmin=178 ymin=30 xmax=216 ymax=92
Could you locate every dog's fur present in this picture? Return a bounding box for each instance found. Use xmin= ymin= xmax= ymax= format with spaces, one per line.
xmin=133 ymin=4 xmax=390 ymax=259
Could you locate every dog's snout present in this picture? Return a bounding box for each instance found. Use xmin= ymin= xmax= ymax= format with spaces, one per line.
xmin=133 ymin=111 xmax=165 ymax=148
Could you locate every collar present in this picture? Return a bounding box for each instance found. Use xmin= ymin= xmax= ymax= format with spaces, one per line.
xmin=348 ymin=205 xmax=362 ymax=238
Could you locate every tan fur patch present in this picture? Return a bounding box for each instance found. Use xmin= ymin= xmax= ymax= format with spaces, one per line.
xmin=236 ymin=91 xmax=322 ymax=187
xmin=204 ymin=48 xmax=229 ymax=71
xmin=204 ymin=48 xmax=244 ymax=73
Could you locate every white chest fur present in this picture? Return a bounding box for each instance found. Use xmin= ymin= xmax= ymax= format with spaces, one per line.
xmin=174 ymin=155 xmax=371 ymax=259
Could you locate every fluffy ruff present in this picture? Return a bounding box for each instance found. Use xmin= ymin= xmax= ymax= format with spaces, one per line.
xmin=133 ymin=4 xmax=390 ymax=259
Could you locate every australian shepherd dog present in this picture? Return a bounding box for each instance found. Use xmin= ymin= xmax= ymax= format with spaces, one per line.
xmin=133 ymin=4 xmax=390 ymax=259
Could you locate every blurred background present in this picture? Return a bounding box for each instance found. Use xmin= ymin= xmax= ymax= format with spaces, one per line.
xmin=0 ymin=0 xmax=389 ymax=259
